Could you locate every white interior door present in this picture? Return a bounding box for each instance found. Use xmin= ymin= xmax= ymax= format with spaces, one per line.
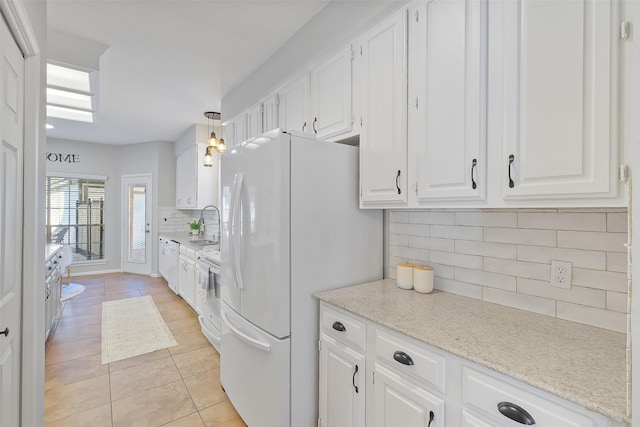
xmin=0 ymin=15 xmax=25 ymax=427
xmin=122 ymin=174 xmax=152 ymax=275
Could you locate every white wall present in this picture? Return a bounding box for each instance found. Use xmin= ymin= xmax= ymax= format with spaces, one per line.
xmin=46 ymin=138 xmax=121 ymax=274
xmin=46 ymin=138 xmax=175 ymax=276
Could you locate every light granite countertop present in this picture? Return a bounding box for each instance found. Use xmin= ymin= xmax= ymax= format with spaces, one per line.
xmin=159 ymin=232 xmax=219 ymax=250
xmin=315 ymin=279 xmax=629 ymax=424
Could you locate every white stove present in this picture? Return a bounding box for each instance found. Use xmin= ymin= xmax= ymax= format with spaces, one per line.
xmin=197 ymin=245 xmax=220 ymax=263
xmin=196 ymin=245 xmax=222 ymax=351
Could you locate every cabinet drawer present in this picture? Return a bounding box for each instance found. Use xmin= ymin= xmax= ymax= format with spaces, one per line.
xmin=462 ymin=366 xmax=595 ymax=427
xmin=320 ymin=305 xmax=366 ymax=351
xmin=375 ymin=329 xmax=445 ymax=393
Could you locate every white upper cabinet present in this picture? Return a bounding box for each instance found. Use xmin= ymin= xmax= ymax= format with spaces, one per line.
xmin=246 ymin=103 xmax=263 ymax=139
xmin=234 ymin=114 xmax=248 ymax=146
xmin=494 ymin=0 xmax=620 ymax=203
xmin=262 ymin=93 xmax=279 ymax=133
xmin=175 ymin=125 xmax=218 ymax=210
xmin=409 ymin=0 xmax=488 ymax=204
xmin=358 ymin=9 xmax=408 ymax=207
xmin=311 ymin=46 xmax=355 ymax=140
xmin=223 ymin=121 xmax=235 ymax=148
xmin=279 ymin=73 xmax=311 ymax=133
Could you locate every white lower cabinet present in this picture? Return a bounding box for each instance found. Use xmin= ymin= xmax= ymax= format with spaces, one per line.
xmin=461 ymin=410 xmax=493 ymax=427
xmin=373 ymin=363 xmax=444 ymax=427
xmin=319 ymin=333 xmax=365 ymax=427
xmin=318 ymin=302 xmax=627 ymax=427
xmin=178 ymin=246 xmax=196 ymax=309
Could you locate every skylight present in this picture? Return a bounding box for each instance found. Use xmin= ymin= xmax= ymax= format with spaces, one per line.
xmin=46 ymin=63 xmax=96 ymax=123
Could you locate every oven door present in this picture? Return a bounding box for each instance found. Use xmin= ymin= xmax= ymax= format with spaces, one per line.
xmin=197 ymin=257 xmax=222 ymax=351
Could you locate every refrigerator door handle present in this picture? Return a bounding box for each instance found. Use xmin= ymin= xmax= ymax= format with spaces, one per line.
xmin=230 ymin=172 xmax=245 ymax=290
xmin=222 ymin=310 xmax=271 ymax=352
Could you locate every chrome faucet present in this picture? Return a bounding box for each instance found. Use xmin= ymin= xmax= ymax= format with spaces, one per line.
xmin=199 ymin=204 xmax=221 ymax=243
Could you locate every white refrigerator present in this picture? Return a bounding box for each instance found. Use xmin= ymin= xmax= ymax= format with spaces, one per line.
xmin=220 ymin=129 xmax=382 ymax=427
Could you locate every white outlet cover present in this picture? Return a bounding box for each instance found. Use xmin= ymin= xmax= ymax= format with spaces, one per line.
xmin=550 ymin=260 xmax=572 ymax=289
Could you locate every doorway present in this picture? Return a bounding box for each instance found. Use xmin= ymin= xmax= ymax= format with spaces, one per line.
xmin=122 ymin=174 xmax=152 ymax=275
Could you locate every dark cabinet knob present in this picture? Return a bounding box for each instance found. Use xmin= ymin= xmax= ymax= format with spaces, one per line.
xmin=497 ymin=401 xmax=536 ymax=425
xmin=332 ymin=321 xmax=346 ymax=332
xmin=393 ymin=351 xmax=414 ymax=366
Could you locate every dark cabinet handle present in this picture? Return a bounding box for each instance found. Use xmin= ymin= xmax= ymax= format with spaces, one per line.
xmin=312 ymin=117 xmax=318 ymax=134
xmin=427 ymin=410 xmax=434 ymax=427
xmin=395 ymin=170 xmax=401 ymax=195
xmin=0 ymin=327 xmax=8 ymax=337
xmin=497 ymin=402 xmax=536 ymax=425
xmin=352 ymin=364 xmax=359 ymax=393
xmin=332 ymin=321 xmax=346 ymax=332
xmin=508 ymin=154 xmax=515 ymax=188
xmin=471 ymin=158 xmax=477 ymax=189
xmin=302 ymin=121 xmax=307 ymax=131
xmin=393 ymin=350 xmax=414 ymax=366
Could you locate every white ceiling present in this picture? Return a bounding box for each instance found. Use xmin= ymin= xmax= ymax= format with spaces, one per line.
xmin=46 ymin=0 xmax=331 ymax=145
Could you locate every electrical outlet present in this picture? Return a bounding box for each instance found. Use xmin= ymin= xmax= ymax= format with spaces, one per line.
xmin=550 ymin=260 xmax=572 ymax=289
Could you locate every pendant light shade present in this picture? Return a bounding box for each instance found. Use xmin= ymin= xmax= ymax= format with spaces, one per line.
xmin=203 ymin=111 xmax=224 ymax=165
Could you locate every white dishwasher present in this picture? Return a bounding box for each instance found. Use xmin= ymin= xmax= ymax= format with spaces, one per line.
xmin=159 ymin=236 xmax=179 ymax=294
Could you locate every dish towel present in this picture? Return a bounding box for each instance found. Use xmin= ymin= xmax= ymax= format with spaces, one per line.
xmin=198 ymin=261 xmax=211 ymax=290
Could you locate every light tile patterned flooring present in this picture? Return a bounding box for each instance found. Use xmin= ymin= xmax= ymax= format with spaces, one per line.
xmin=45 ymin=273 xmax=247 ymax=427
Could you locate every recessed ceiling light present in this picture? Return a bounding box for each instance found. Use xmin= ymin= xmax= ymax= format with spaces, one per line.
xmin=46 ymin=123 xmax=54 ymax=129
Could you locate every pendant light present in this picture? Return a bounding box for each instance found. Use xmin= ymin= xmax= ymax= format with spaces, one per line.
xmin=203 ymin=111 xmax=226 ymax=166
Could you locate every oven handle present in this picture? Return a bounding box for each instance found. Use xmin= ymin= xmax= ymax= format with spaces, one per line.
xmin=222 ymin=311 xmax=271 ymax=352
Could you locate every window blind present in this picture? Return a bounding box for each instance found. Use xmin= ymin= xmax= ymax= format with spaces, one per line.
xmin=45 ymin=176 xmax=106 ymax=261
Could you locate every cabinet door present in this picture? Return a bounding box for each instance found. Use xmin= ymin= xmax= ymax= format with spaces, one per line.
xmin=234 ymin=114 xmax=248 ymax=146
xmin=373 ymin=363 xmax=444 ymax=427
xmin=223 ymin=122 xmax=235 ymax=148
xmin=496 ymin=0 xmax=619 ymax=200
xmin=279 ymin=74 xmax=311 ymax=133
xmin=176 ymin=147 xmax=197 ymax=208
xmin=183 ymin=146 xmax=197 ymax=208
xmin=178 ymin=254 xmax=188 ymax=296
xmin=358 ymin=9 xmax=408 ymax=206
xmin=263 ymin=94 xmax=279 ymax=132
xmin=319 ymin=333 xmax=365 ymax=427
xmin=312 ymin=46 xmax=353 ymax=139
xmin=183 ymin=258 xmax=196 ymax=308
xmin=409 ymin=0 xmax=487 ymax=202
xmin=247 ymin=103 xmax=263 ymax=139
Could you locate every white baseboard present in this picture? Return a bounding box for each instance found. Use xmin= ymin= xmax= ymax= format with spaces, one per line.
xmin=71 ymin=269 xmax=122 ymax=277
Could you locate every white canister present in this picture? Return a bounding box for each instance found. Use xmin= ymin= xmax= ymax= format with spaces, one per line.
xmin=396 ymin=262 xmax=414 ymax=290
xmin=413 ymin=265 xmax=434 ymax=293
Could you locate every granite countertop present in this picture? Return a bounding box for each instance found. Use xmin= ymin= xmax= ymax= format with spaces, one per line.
xmin=159 ymin=232 xmax=219 ymax=250
xmin=315 ymin=279 xmax=629 ymax=424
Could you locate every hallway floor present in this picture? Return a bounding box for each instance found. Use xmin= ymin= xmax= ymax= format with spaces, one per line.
xmin=45 ymin=273 xmax=246 ymax=427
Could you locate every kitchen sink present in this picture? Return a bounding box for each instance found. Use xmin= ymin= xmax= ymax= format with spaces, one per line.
xmin=190 ymin=239 xmax=218 ymax=246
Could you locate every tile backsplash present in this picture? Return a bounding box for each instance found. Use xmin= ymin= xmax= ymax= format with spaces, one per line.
xmin=157 ymin=205 xmax=219 ymax=238
xmin=387 ymin=209 xmax=629 ymax=333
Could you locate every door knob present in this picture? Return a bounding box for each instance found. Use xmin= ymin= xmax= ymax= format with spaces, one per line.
xmin=0 ymin=327 xmax=8 ymax=337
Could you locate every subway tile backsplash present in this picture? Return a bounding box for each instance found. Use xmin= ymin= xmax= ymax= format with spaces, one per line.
xmin=387 ymin=209 xmax=629 ymax=333
xmin=157 ymin=205 xmax=219 ymax=238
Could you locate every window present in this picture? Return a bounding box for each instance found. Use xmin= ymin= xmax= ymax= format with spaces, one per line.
xmin=46 ymin=175 xmax=106 ymax=262
xmin=46 ymin=63 xmax=96 ymax=123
